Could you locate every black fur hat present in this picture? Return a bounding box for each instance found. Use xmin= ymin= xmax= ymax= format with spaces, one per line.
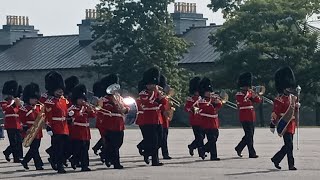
xmin=64 ymin=76 xmax=79 ymax=95
xmin=189 ymin=77 xmax=201 ymax=95
xmin=2 ymin=80 xmax=18 ymax=96
xmin=143 ymin=67 xmax=160 ymax=85
xmin=45 ymin=71 xmax=56 ymax=91
xmin=138 ymin=80 xmax=146 ymax=92
xmin=100 ymin=74 xmax=119 ymax=94
xmin=238 ymin=72 xmax=253 ymax=88
xmin=16 ymin=85 xmax=23 ymax=98
xmin=159 ymin=74 xmax=167 ymax=88
xmin=93 ymin=81 xmax=105 ymax=98
xmin=275 ymin=66 xmax=296 ymax=93
xmin=23 ymin=83 xmax=40 ymax=104
xmin=71 ymin=84 xmax=87 ymax=104
xmin=45 ymin=71 xmax=65 ymax=95
xmin=199 ymin=77 xmax=213 ymax=96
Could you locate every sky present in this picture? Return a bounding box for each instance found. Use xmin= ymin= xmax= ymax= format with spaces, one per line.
xmin=0 ymin=0 xmax=225 ymax=36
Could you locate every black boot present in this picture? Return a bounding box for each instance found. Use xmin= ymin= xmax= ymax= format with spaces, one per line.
xmin=3 ymin=151 xmax=10 ymax=162
xmin=188 ymin=145 xmax=194 ymax=156
xmin=81 ymin=167 xmax=91 ymax=171
xmin=235 ymin=148 xmax=243 ymax=157
xmin=21 ymin=160 xmax=29 ymax=170
xmin=114 ymin=164 xmax=124 ymax=169
xmin=57 ymin=166 xmax=67 ymax=174
xmin=289 ymin=166 xmax=297 ymax=170
xmin=163 ymin=155 xmax=172 ymax=160
xmin=144 ymin=155 xmax=150 ymax=165
xmin=48 ymin=158 xmax=57 ymax=170
xmin=36 ymin=166 xmax=44 ymax=170
xmin=271 ymin=158 xmax=281 ymax=170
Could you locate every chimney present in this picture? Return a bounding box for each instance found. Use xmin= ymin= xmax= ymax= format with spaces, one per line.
xmin=171 ymin=2 xmax=208 ymax=35
xmin=78 ymin=9 xmax=97 ymax=46
xmin=0 ymin=15 xmax=39 ymax=47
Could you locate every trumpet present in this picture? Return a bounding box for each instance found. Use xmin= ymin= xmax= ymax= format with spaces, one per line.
xmin=157 ymin=85 xmax=181 ymax=107
xmin=250 ymin=86 xmax=273 ymax=105
xmin=210 ymin=91 xmax=237 ymax=109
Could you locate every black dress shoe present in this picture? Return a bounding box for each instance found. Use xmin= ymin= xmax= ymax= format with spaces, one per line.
xmin=81 ymin=167 xmax=91 ymax=171
xmin=13 ymin=159 xmax=22 ymax=163
xmin=57 ymin=167 xmax=67 ymax=174
xmin=21 ymin=161 xmax=29 ymax=170
xmin=289 ymin=166 xmax=297 ymax=170
xmin=105 ymin=161 xmax=111 ymax=167
xmin=249 ymin=155 xmax=259 ymax=158
xmin=137 ymin=145 xmax=144 ymax=156
xmin=36 ymin=166 xmax=44 ymax=170
xmin=271 ymin=158 xmax=281 ymax=169
xmin=188 ymin=145 xmax=194 ymax=156
xmin=152 ymin=162 xmax=164 ymax=166
xmin=48 ymin=158 xmax=57 ymax=170
xmin=163 ymin=156 xmax=172 ymax=160
xmin=3 ymin=151 xmax=10 ymax=162
xmin=235 ymin=148 xmax=243 ymax=157
xmin=210 ymin=157 xmax=220 ymax=161
xmin=144 ymin=156 xmax=150 ymax=165
xmin=92 ymin=148 xmax=99 ymax=155
xmin=114 ymin=164 xmax=124 ymax=169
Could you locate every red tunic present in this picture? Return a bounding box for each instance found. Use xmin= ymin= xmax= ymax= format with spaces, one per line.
xmin=0 ymin=100 xmax=21 ymax=129
xmin=45 ymin=97 xmax=69 ymax=135
xmin=135 ymin=97 xmax=145 ymax=126
xmin=236 ymin=91 xmax=262 ymax=122
xmin=39 ymin=93 xmax=48 ymax=104
xmin=19 ymin=104 xmax=43 ymax=139
xmin=161 ymin=97 xmax=171 ymax=129
xmin=139 ymin=90 xmax=163 ymax=125
xmin=95 ymin=97 xmax=105 ymax=136
xmin=198 ymin=97 xmax=222 ymax=129
xmin=271 ymin=95 xmax=297 ymax=134
xmin=68 ymin=105 xmax=95 ymax=141
xmin=184 ymin=95 xmax=201 ymax=126
xmin=101 ymin=96 xmax=127 ymax=132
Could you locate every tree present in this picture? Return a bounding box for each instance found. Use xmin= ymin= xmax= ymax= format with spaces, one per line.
xmin=208 ymin=0 xmax=320 ymax=105
xmin=92 ymin=0 xmax=190 ymax=100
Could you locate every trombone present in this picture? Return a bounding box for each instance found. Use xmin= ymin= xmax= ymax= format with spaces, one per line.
xmin=211 ymin=91 xmax=237 ymax=110
xmin=251 ymin=86 xmax=274 ymax=105
xmin=157 ymin=85 xmax=181 ymax=107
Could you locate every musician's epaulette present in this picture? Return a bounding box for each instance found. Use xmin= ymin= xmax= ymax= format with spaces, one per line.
xmin=68 ymin=105 xmax=78 ymax=111
xmin=274 ymin=96 xmax=284 ymax=103
xmin=45 ymin=98 xmax=55 ymax=105
xmin=236 ymin=92 xmax=244 ymax=96
xmin=19 ymin=106 xmax=28 ymax=112
xmin=41 ymin=93 xmax=48 ymax=98
xmin=139 ymin=90 xmax=148 ymax=96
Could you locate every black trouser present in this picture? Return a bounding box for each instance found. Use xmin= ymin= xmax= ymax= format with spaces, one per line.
xmin=52 ymin=134 xmax=68 ymax=169
xmin=72 ymin=140 xmax=90 ymax=169
xmin=141 ymin=124 xmax=163 ymax=164
xmin=235 ymin=121 xmax=256 ymax=156
xmin=189 ymin=126 xmax=205 ymax=156
xmin=272 ymin=133 xmax=295 ymax=167
xmin=4 ymin=129 xmax=23 ymax=161
xmin=23 ymin=139 xmax=43 ymax=167
xmin=93 ymin=138 xmax=104 ymax=152
xmin=104 ymin=131 xmax=124 ymax=166
xmin=137 ymin=126 xmax=146 ymax=155
xmin=64 ymin=136 xmax=73 ymax=161
xmin=161 ymin=127 xmax=169 ymax=157
xmin=204 ymin=129 xmax=219 ymax=159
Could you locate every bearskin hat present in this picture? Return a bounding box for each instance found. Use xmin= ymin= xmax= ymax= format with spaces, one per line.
xmin=16 ymin=85 xmax=23 ymax=98
xmin=45 ymin=71 xmax=65 ymax=95
xmin=64 ymin=76 xmax=79 ymax=96
xmin=100 ymin=74 xmax=119 ymax=94
xmin=238 ymin=72 xmax=253 ymax=88
xmin=22 ymin=83 xmax=40 ymax=104
xmin=45 ymin=71 xmax=56 ymax=91
xmin=143 ymin=67 xmax=160 ymax=85
xmin=93 ymin=81 xmax=105 ymax=98
xmin=199 ymin=77 xmax=213 ymax=96
xmin=275 ymin=66 xmax=296 ymax=94
xmin=2 ymin=80 xmax=18 ymax=96
xmin=159 ymin=74 xmax=167 ymax=89
xmin=71 ymin=84 xmax=87 ymax=104
xmin=138 ymin=80 xmax=146 ymax=92
xmin=189 ymin=77 xmax=201 ymax=95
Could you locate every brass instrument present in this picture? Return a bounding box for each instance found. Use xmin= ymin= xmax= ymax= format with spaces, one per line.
xmin=157 ymin=85 xmax=181 ymax=107
xmin=251 ymin=86 xmax=273 ymax=105
xmin=22 ymin=103 xmax=46 ymax=148
xmin=106 ymin=83 xmax=128 ymax=114
xmin=210 ymin=90 xmax=238 ymax=109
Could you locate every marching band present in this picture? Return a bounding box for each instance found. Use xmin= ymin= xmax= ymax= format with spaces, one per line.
xmin=0 ymin=66 xmax=300 ymax=173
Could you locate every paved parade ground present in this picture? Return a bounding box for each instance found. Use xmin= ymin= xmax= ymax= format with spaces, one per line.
xmin=0 ymin=128 xmax=320 ymax=180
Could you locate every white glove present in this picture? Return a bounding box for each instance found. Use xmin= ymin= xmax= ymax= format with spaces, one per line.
xmin=270 ymin=128 xmax=275 ymax=134
xmin=47 ymin=131 xmax=53 ymax=136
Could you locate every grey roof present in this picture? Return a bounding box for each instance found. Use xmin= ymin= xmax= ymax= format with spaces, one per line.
xmin=0 ymin=35 xmax=94 ymax=71
xmin=179 ymin=25 xmax=221 ymax=64
xmin=307 ymin=24 xmax=320 ymax=51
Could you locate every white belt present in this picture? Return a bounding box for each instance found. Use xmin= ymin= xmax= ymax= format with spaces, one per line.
xmin=52 ymin=117 xmax=66 ymax=121
xmin=108 ymin=113 xmax=124 ymax=118
xmin=137 ymin=111 xmax=144 ymax=114
xmin=5 ymin=114 xmax=19 ymax=118
xmin=239 ymin=106 xmax=254 ymax=110
xmin=73 ymin=122 xmax=90 ymax=127
xmin=199 ymin=113 xmax=218 ymax=118
xmin=142 ymin=107 xmax=160 ymax=111
xmin=26 ymin=121 xmax=34 ymax=124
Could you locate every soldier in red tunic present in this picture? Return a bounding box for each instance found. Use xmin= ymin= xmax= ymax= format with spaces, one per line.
xmin=136 ymin=80 xmax=146 ymax=156
xmin=44 ymin=71 xmax=69 ymax=173
xmin=185 ymin=77 xmax=205 ymax=159
xmin=159 ymin=75 xmax=172 ymax=160
xmin=139 ymin=67 xmax=165 ymax=166
xmin=235 ymin=72 xmax=261 ymax=158
xmin=100 ymin=74 xmax=129 ymax=169
xmin=270 ymin=66 xmax=298 ymax=171
xmin=1 ymin=80 xmax=23 ymax=163
xmin=198 ymin=77 xmax=222 ymax=161
xmin=19 ymin=83 xmax=44 ymax=170
xmin=68 ymin=84 xmax=95 ymax=171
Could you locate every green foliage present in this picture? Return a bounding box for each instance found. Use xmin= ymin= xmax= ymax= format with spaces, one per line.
xmin=208 ymin=0 xmax=320 ymax=105
xmin=92 ymin=0 xmax=190 ymax=100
